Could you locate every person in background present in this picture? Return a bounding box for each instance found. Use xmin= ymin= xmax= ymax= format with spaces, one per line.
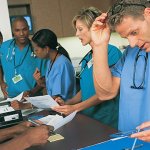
xmin=0 ymin=121 xmax=53 ymax=150
xmin=11 ymin=29 xmax=76 ymax=110
xmin=0 ymin=31 xmax=3 ymax=45
xmin=52 ymin=7 xmax=122 ymax=129
xmin=0 ymin=17 xmax=47 ymax=99
xmin=90 ymin=0 xmax=150 ymax=140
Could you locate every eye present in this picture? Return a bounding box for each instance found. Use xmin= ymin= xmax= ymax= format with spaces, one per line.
xmin=131 ymin=31 xmax=137 ymax=36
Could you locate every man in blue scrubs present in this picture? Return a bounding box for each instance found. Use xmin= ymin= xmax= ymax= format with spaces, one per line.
xmin=91 ymin=0 xmax=150 ymax=134
xmin=0 ymin=17 xmax=46 ymax=98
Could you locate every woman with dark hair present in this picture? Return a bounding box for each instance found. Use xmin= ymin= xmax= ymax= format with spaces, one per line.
xmin=32 ymin=29 xmax=76 ymax=100
xmin=11 ymin=29 xmax=76 ymax=110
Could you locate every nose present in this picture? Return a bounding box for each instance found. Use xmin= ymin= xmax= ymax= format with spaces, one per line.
xmin=20 ymin=30 xmax=24 ymax=36
xmin=76 ymin=30 xmax=79 ymax=37
xmin=128 ymin=37 xmax=137 ymax=48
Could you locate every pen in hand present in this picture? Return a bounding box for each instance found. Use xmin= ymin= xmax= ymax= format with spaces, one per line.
xmin=28 ymin=119 xmax=40 ymax=126
xmin=28 ymin=118 xmax=55 ymax=135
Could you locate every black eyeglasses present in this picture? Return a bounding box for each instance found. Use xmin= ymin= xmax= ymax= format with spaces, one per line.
xmin=130 ymin=50 xmax=148 ymax=89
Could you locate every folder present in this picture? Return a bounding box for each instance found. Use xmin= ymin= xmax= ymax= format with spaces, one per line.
xmin=79 ymin=137 xmax=150 ymax=150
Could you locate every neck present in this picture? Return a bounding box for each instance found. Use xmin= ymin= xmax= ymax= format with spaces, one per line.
xmin=49 ymin=50 xmax=59 ymax=62
xmin=15 ymin=39 xmax=29 ymax=50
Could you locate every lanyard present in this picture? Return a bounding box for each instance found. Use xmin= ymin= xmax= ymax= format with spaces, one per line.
xmin=13 ymin=44 xmax=30 ymax=75
xmin=47 ymin=51 xmax=59 ymax=77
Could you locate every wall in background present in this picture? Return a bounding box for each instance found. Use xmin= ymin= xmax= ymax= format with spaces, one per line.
xmin=58 ymin=32 xmax=129 ymax=59
xmin=8 ymin=0 xmax=114 ymax=37
xmin=0 ymin=0 xmax=12 ymax=41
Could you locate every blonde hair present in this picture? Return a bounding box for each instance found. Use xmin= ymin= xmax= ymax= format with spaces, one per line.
xmin=72 ymin=7 xmax=102 ymax=29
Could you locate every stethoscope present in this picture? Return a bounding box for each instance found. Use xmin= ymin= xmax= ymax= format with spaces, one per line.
xmin=76 ymin=50 xmax=92 ymax=79
xmin=6 ymin=39 xmax=36 ymax=62
xmin=130 ymin=49 xmax=148 ymax=89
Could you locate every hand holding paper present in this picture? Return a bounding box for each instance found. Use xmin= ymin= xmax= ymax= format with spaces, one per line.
xmin=38 ymin=111 xmax=77 ymax=131
xmin=25 ymin=95 xmax=59 ymax=109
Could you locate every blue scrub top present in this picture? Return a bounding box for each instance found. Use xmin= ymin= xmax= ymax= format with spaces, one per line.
xmin=111 ymin=46 xmax=150 ymax=131
xmin=80 ymin=44 xmax=122 ymax=128
xmin=0 ymin=39 xmax=47 ymax=97
xmin=46 ymin=54 xmax=76 ymax=100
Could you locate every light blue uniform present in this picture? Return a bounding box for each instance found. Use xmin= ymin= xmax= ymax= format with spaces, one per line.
xmin=0 ymin=39 xmax=47 ymax=98
xmin=80 ymin=44 xmax=122 ymax=128
xmin=46 ymin=54 xmax=76 ymax=100
xmin=111 ymin=46 xmax=150 ymax=131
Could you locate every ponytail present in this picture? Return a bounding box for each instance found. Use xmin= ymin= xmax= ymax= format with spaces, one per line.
xmin=57 ymin=43 xmax=71 ymax=62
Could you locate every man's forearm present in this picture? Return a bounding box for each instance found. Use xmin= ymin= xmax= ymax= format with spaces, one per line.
xmin=0 ymin=125 xmax=21 ymax=142
xmin=0 ymin=134 xmax=30 ymax=150
xmin=93 ymin=44 xmax=114 ymax=98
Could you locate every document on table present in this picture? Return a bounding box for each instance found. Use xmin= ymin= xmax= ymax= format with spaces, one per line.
xmin=25 ymin=95 xmax=59 ymax=109
xmin=38 ymin=111 xmax=77 ymax=130
xmin=0 ymin=106 xmax=14 ymax=114
xmin=0 ymin=92 xmax=24 ymax=103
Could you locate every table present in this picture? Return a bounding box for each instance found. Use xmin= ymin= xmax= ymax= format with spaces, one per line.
xmin=28 ymin=113 xmax=117 ymax=150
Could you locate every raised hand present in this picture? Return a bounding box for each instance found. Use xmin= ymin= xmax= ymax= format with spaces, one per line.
xmin=33 ymin=68 xmax=41 ymax=81
xmin=90 ymin=13 xmax=110 ymax=48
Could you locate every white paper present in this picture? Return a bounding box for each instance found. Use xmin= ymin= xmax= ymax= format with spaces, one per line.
xmin=0 ymin=106 xmax=14 ymax=114
xmin=25 ymin=95 xmax=59 ymax=109
xmin=0 ymin=92 xmax=24 ymax=103
xmin=38 ymin=111 xmax=77 ymax=131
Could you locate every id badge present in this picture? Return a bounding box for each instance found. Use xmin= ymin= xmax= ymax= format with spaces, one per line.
xmin=12 ymin=74 xmax=23 ymax=84
xmin=87 ymin=58 xmax=93 ymax=68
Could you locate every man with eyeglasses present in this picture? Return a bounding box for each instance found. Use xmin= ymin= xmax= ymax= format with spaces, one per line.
xmin=90 ymin=0 xmax=150 ymax=142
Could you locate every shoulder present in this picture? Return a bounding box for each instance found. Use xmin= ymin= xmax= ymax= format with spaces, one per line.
xmin=108 ymin=44 xmax=122 ymax=56
xmin=108 ymin=44 xmax=120 ymax=52
xmin=54 ymin=55 xmax=73 ymax=70
xmin=0 ymin=39 xmax=13 ymax=53
xmin=2 ymin=39 xmax=13 ymax=46
xmin=56 ymin=55 xmax=72 ymax=65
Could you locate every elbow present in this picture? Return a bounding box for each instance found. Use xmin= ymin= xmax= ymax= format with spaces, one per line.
xmin=97 ymin=92 xmax=117 ymax=101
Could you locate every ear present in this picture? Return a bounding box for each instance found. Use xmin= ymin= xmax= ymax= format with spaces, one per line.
xmin=144 ymin=8 xmax=150 ymax=18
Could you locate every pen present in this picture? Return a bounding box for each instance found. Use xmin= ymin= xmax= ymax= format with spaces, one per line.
xmin=28 ymin=119 xmax=56 ymax=135
xmin=123 ymin=144 xmax=144 ymax=150
xmin=131 ymin=128 xmax=140 ymax=150
xmin=28 ymin=119 xmax=40 ymax=126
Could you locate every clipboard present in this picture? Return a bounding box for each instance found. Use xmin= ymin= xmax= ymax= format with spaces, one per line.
xmin=79 ymin=137 xmax=150 ymax=150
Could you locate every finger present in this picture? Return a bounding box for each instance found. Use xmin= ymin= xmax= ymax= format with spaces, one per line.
xmin=139 ymin=122 xmax=150 ymax=129
xmin=131 ymin=130 xmax=150 ymax=138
